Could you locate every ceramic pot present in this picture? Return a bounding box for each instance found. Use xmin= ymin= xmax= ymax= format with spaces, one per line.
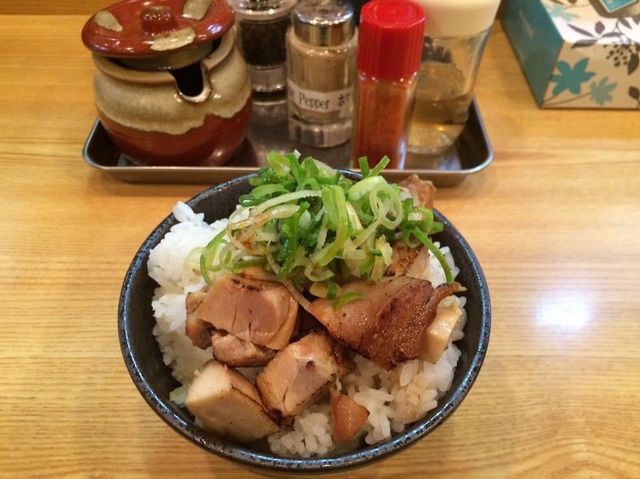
xmin=82 ymin=0 xmax=251 ymax=166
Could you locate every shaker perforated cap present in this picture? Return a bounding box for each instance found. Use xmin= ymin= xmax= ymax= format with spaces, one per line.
xmin=357 ymin=0 xmax=425 ymax=81
xmin=412 ymin=0 xmax=500 ymax=37
xmin=232 ymin=0 xmax=297 ymax=21
xmin=292 ymin=0 xmax=355 ymax=47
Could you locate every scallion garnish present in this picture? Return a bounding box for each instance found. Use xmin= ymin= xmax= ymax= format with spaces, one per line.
xmin=198 ymin=153 xmax=454 ymax=294
xmin=332 ymin=292 xmax=363 ymax=309
xmin=200 ymin=230 xmax=227 ymax=285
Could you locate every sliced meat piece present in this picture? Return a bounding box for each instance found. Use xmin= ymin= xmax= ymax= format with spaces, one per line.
xmin=420 ymin=300 xmax=463 ymax=364
xmin=330 ymin=389 xmax=369 ymax=443
xmin=387 ymin=241 xmax=430 ymax=279
xmin=399 ymin=174 xmax=436 ymax=208
xmin=186 ymin=275 xmax=298 ymax=350
xmin=309 ymin=277 xmax=463 ymax=369
xmin=185 ymin=315 xmax=212 ymax=350
xmin=211 ymin=331 xmax=276 ymax=367
xmin=256 ymin=332 xmax=352 ymax=418
xmin=185 ymin=360 xmax=279 ymax=443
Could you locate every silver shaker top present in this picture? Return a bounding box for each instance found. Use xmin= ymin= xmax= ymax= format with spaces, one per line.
xmin=292 ymin=0 xmax=355 ymax=47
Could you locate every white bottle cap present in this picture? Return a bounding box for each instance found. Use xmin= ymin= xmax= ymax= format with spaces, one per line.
xmin=412 ymin=0 xmax=500 ymax=37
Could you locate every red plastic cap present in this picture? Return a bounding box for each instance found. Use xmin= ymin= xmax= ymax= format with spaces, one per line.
xmin=357 ymin=0 xmax=425 ymax=81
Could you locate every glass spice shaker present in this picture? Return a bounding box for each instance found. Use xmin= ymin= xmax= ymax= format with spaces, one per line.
xmin=352 ymin=0 xmax=425 ymax=168
xmin=230 ymin=0 xmax=296 ymax=93
xmin=287 ymin=0 xmax=357 ymax=148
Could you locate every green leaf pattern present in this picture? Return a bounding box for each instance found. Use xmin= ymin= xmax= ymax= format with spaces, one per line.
xmin=551 ymin=58 xmax=596 ymax=96
xmin=540 ymin=1 xmax=640 ymax=107
xmin=589 ymin=77 xmax=618 ymax=105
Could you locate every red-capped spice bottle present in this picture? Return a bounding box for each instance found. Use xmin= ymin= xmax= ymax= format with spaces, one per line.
xmin=352 ymin=0 xmax=425 ymax=169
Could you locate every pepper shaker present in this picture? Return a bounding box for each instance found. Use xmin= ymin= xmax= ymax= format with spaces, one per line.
xmin=230 ymin=0 xmax=296 ymax=92
xmin=287 ymin=0 xmax=357 ymax=148
xmin=352 ymin=0 xmax=425 ymax=168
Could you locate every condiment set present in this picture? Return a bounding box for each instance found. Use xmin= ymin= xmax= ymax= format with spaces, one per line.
xmin=81 ymin=0 xmax=499 ymax=168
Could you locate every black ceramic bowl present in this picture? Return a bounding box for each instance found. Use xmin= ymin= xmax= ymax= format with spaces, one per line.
xmin=119 ymin=174 xmax=491 ymax=474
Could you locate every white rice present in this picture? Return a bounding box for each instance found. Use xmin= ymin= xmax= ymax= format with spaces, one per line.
xmin=148 ymin=202 xmax=467 ymax=455
xmin=148 ymin=202 xmax=227 ymax=388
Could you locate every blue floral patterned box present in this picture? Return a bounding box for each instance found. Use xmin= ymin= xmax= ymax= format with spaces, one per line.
xmin=502 ymin=0 xmax=640 ymax=109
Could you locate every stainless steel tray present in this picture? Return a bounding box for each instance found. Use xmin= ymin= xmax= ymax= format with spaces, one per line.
xmin=82 ymin=96 xmax=492 ymax=186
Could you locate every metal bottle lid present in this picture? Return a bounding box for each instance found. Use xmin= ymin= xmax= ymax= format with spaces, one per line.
xmin=232 ymin=0 xmax=297 ymax=21
xmin=292 ymin=0 xmax=355 ymax=47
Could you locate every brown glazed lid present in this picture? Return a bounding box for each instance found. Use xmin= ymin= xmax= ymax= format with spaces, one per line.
xmin=82 ymin=0 xmax=234 ymax=67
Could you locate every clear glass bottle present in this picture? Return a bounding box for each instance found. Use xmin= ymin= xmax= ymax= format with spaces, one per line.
xmin=407 ymin=31 xmax=491 ymax=156
xmin=408 ymin=0 xmax=499 ymax=157
xmin=352 ymin=0 xmax=425 ymax=169
xmin=231 ymin=0 xmax=296 ymax=93
xmin=287 ymin=0 xmax=357 ymax=148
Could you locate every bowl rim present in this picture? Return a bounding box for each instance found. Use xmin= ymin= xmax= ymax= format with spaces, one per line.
xmin=118 ymin=173 xmax=491 ymax=473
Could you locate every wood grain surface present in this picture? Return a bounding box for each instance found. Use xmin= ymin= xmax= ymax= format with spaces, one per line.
xmin=1 ymin=14 xmax=640 ymax=479
xmin=0 ymin=1 xmax=112 ymax=15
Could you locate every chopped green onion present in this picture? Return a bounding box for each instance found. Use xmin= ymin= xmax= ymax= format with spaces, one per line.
xmin=358 ymin=157 xmax=370 ymax=177
xmin=369 ymin=183 xmax=403 ymax=230
xmin=345 ymin=202 xmax=363 ymax=233
xmin=411 ymin=228 xmax=454 ymax=284
xmin=266 ymin=151 xmax=291 ymax=175
xmin=302 ymin=157 xmax=320 ymax=178
xmin=312 ymin=159 xmax=336 ymax=178
xmin=312 ymin=186 xmax=349 ymax=266
xmin=379 ymin=238 xmax=393 ymax=265
xmin=265 ymin=253 xmax=281 ymax=275
xmin=430 ymin=221 xmax=444 ymax=234
xmin=351 ymin=219 xmax=380 ymax=249
xmin=252 ymin=183 xmax=288 ymax=199
xmin=199 ymin=230 xmax=227 ymax=285
xmin=184 ymin=246 xmax=204 ymax=272
xmin=254 ymin=230 xmax=279 ymax=243
xmin=288 ymin=153 xmax=304 ymax=182
xmin=239 ymin=194 xmax=262 ymax=207
xmin=197 ymin=152 xmax=450 ymax=295
xmin=348 ymin=176 xmax=386 ymax=202
xmin=228 ymin=204 xmax=299 ymax=233
xmin=368 ymin=156 xmax=390 ymax=177
xmin=309 ymin=281 xmax=328 ymax=298
xmin=342 ymin=246 xmax=368 ymax=261
xmin=332 ymin=292 xmax=363 ymax=309
xmin=299 ymin=210 xmax=312 ymax=230
xmin=232 ymin=257 xmax=267 ymax=273
xmin=327 ymin=281 xmax=338 ymax=299
xmin=418 ymin=207 xmax=434 ymax=235
xmin=252 ymin=190 xmax=321 ymax=216
xmin=304 ymin=261 xmax=335 ymax=282
xmin=279 ymin=203 xmax=309 ymax=277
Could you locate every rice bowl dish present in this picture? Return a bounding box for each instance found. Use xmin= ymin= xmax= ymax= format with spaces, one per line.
xmin=141 ymin=153 xmax=473 ymax=458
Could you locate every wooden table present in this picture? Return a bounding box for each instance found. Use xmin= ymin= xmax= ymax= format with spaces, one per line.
xmin=1 ymin=13 xmax=639 ymax=478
